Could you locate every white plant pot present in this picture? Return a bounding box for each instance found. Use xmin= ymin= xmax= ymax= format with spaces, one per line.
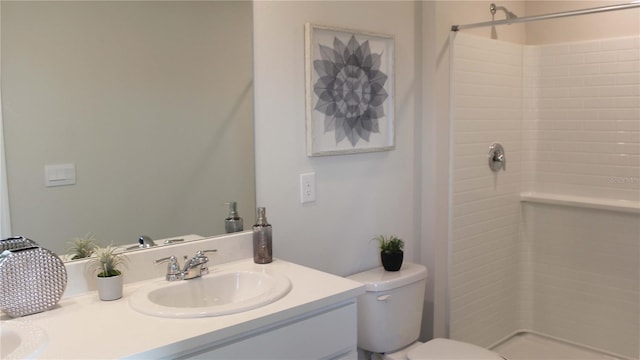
xmin=96 ymin=274 xmax=123 ymax=301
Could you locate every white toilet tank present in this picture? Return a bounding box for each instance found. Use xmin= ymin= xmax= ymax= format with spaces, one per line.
xmin=347 ymin=262 xmax=427 ymax=354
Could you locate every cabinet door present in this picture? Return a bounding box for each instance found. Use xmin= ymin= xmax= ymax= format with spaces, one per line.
xmin=183 ymin=302 xmax=357 ymax=359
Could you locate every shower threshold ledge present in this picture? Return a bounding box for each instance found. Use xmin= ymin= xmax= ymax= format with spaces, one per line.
xmin=491 ymin=330 xmax=635 ymax=360
xmin=520 ymin=192 xmax=640 ymax=214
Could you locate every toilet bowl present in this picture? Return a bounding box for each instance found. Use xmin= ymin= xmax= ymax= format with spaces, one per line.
xmin=347 ymin=263 xmax=505 ymax=359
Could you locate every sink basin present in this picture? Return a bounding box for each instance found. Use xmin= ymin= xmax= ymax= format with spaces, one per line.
xmin=1 ymin=328 xmax=21 ymax=358
xmin=129 ymin=269 xmax=291 ymax=318
xmin=0 ymin=321 xmax=47 ymax=359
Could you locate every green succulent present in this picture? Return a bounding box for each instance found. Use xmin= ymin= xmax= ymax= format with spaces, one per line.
xmin=375 ymin=234 xmax=404 ymax=254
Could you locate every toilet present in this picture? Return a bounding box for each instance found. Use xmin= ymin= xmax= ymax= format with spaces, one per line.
xmin=347 ymin=263 xmax=505 ymax=359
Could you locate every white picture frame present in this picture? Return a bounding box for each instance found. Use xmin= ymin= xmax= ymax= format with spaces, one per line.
xmin=305 ymin=23 xmax=395 ymax=157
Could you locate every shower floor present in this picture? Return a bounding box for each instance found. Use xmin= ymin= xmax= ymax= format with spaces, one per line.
xmin=491 ymin=332 xmax=628 ymax=360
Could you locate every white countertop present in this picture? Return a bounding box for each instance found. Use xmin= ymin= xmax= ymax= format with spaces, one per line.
xmin=1 ymin=258 xmax=365 ymax=359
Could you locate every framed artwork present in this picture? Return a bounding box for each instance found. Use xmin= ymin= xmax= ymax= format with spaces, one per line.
xmin=305 ymin=23 xmax=395 ymax=157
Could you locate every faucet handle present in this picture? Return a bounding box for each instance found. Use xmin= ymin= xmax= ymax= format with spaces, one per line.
xmin=195 ymin=250 xmax=217 ymax=276
xmin=155 ymin=255 xmax=182 ymax=281
xmin=155 ymin=255 xmax=172 ymax=264
xmin=195 ymin=249 xmax=217 ymax=258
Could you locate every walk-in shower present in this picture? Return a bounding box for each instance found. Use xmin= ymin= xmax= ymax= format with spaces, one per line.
xmin=448 ymin=2 xmax=639 ymax=359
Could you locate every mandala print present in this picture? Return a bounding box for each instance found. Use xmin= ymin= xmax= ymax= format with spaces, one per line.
xmin=313 ymin=35 xmax=388 ymax=147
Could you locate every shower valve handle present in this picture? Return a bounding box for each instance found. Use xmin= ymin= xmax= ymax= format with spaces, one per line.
xmin=488 ymin=143 xmax=506 ymax=172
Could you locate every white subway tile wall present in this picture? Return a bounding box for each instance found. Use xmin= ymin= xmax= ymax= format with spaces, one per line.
xmin=523 ymin=203 xmax=639 ymax=359
xmin=524 ymin=36 xmax=640 ymax=201
xmin=450 ymin=33 xmax=524 ymax=347
xmin=451 ymin=33 xmax=639 ymax=358
xmin=523 ymin=35 xmax=639 ymax=359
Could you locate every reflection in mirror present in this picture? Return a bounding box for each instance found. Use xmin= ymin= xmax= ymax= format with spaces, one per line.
xmin=1 ymin=1 xmax=255 ymax=257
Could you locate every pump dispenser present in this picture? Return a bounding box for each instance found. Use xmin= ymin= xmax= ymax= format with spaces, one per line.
xmin=252 ymin=207 xmax=272 ymax=264
xmin=224 ymin=201 xmax=244 ymax=233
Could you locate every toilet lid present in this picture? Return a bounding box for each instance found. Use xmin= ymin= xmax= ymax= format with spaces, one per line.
xmin=407 ymin=339 xmax=504 ymax=360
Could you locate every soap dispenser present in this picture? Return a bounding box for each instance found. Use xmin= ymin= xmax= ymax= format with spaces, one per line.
xmin=252 ymin=207 xmax=272 ymax=264
xmin=224 ymin=201 xmax=244 ymax=233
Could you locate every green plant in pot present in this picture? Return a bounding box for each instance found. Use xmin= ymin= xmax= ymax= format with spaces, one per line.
xmin=89 ymin=245 xmax=127 ymax=301
xmin=66 ymin=232 xmax=98 ymax=260
xmin=375 ymin=234 xmax=404 ymax=271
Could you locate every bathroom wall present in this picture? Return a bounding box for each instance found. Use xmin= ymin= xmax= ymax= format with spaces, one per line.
xmin=449 ymin=33 xmax=524 ymax=347
xmin=431 ymin=1 xmax=526 ymax=339
xmin=521 ymin=34 xmax=640 ymax=358
xmin=253 ymin=1 xmax=419 ymax=277
xmin=526 ymin=0 xmax=640 ymax=45
xmin=522 ymin=204 xmax=639 ymax=358
xmin=523 ymin=36 xmax=640 ymax=201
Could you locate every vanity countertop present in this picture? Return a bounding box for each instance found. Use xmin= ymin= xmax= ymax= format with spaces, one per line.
xmin=1 ymin=258 xmax=365 ymax=359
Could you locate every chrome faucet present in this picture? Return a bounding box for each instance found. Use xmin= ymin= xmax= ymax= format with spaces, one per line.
xmin=138 ymin=235 xmax=157 ymax=248
xmin=125 ymin=235 xmax=158 ymax=250
xmin=155 ymin=250 xmax=217 ymax=281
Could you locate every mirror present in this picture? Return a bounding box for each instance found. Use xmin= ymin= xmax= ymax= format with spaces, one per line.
xmin=1 ymin=1 xmax=255 ymax=257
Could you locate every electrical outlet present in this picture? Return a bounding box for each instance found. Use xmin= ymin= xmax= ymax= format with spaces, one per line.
xmin=300 ymin=172 xmax=316 ymax=204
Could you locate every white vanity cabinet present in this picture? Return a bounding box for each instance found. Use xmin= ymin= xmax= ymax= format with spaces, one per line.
xmin=2 ymin=234 xmax=365 ymax=360
xmin=176 ymin=302 xmax=357 ymax=360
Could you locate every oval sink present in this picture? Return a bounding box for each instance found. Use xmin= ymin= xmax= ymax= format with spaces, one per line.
xmin=0 ymin=321 xmax=47 ymax=359
xmin=129 ymin=270 xmax=291 ymax=318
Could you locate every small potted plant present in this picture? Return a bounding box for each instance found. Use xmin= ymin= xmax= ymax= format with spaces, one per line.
xmin=66 ymin=232 xmax=98 ymax=260
xmin=375 ymin=234 xmax=404 ymax=271
xmin=89 ymin=245 xmax=127 ymax=301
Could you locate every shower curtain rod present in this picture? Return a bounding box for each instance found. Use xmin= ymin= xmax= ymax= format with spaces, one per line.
xmin=451 ymin=1 xmax=640 ymax=31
